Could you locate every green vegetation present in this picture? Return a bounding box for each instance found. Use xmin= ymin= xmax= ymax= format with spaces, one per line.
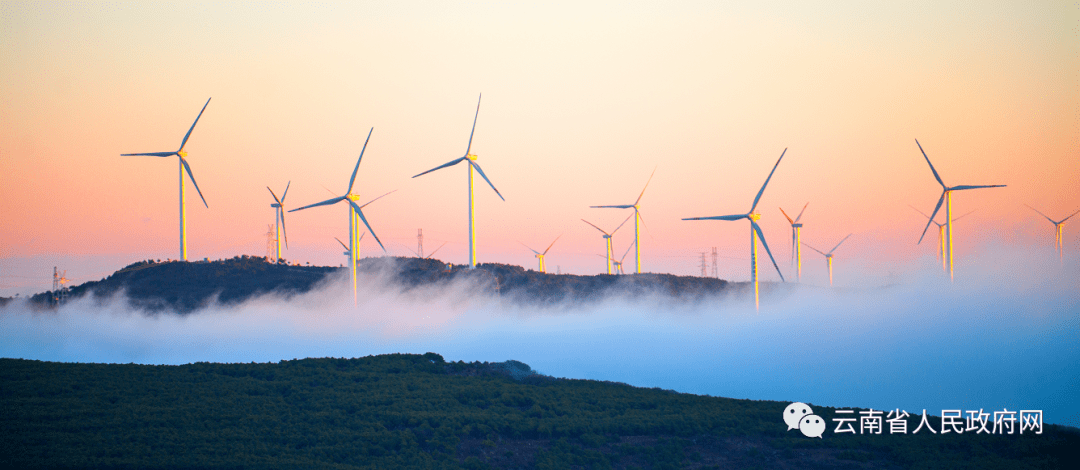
xmin=24 ymin=256 xmax=755 ymax=313
xmin=1 ymin=354 xmax=1075 ymax=469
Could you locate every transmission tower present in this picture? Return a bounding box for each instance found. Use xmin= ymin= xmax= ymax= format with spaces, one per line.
xmin=52 ymin=267 xmax=70 ymax=305
xmin=711 ymin=247 xmax=718 ymax=278
xmin=417 ymin=229 xmax=424 ymax=259
xmin=700 ymin=252 xmax=707 ymax=277
xmin=265 ymin=224 xmax=276 ymax=262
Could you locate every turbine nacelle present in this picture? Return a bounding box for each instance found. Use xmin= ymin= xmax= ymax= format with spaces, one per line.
xmin=748 ymin=213 xmax=761 ymax=222
xmin=467 ymin=154 xmax=477 ymax=161
xmin=178 ymin=150 xmax=188 ymax=158
xmin=792 ymin=223 xmax=803 ymax=228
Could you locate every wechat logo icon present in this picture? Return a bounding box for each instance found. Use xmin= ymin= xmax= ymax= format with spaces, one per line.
xmin=784 ymin=402 xmax=825 ymax=438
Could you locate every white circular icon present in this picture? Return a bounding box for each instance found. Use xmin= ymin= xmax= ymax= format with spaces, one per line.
xmin=783 ymin=402 xmax=813 ymax=430
xmin=799 ymin=414 xmax=826 ymax=438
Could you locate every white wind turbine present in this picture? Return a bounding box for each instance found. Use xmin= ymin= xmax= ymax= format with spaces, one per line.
xmin=413 ymin=94 xmax=504 ymax=269
xmin=916 ymin=139 xmax=1006 ymax=281
xmin=684 ymin=149 xmax=787 ymax=310
xmin=910 ymin=205 xmax=975 ymax=273
xmin=582 ymin=214 xmax=634 ymax=275
xmin=267 ymin=181 xmax=290 ymax=262
xmin=521 ymin=235 xmax=561 ymax=273
xmin=590 ymin=168 xmax=656 ymax=274
xmin=121 ymin=98 xmax=211 ymax=261
xmin=611 ymin=242 xmax=635 ymax=275
xmin=779 ymin=202 xmax=808 ymax=282
xmin=1024 ymin=204 xmax=1080 ymax=262
xmin=290 ymin=128 xmax=393 ymax=303
xmin=803 ymin=234 xmax=851 ymax=286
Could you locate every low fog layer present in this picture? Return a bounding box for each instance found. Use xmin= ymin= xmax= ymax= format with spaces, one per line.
xmin=2 ymin=244 xmax=1077 ymax=426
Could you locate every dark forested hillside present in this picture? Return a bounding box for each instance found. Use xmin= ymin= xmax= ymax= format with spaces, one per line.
xmin=25 ymin=256 xmax=759 ymax=313
xmin=1 ymin=354 xmax=1075 ymax=469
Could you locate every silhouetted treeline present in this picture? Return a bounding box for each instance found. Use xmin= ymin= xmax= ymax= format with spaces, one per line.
xmin=22 ymin=255 xmax=762 ymax=313
xmin=1 ymin=354 xmax=1075 ymax=469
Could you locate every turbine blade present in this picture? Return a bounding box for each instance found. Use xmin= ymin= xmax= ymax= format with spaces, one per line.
xmin=779 ymin=207 xmax=794 ymax=225
xmin=909 ymin=204 xmax=944 ymax=228
xmin=749 ymin=148 xmax=786 ymax=214
xmin=267 ymin=187 xmax=282 ymax=205
xmin=620 ymin=241 xmax=635 ymax=262
xmin=468 ymin=160 xmax=505 ymax=201
xmin=590 ymin=204 xmax=635 ymax=209
xmin=1023 ymin=204 xmax=1055 ymax=223
xmin=1059 ymin=208 xmax=1080 ymax=223
xmin=752 ymin=221 xmax=785 ymax=282
xmin=281 ymin=181 xmax=290 ymax=203
xmin=289 ymin=195 xmax=345 ymax=212
xmin=348 ymin=127 xmax=374 ymax=194
xmin=794 ymin=202 xmax=809 ymax=222
xmin=178 ymin=98 xmax=211 ymax=152
xmin=121 ymin=151 xmax=178 ymax=157
xmin=611 ymin=212 xmax=634 ymax=235
xmin=280 ymin=209 xmax=288 ymax=249
xmin=682 ymin=214 xmax=748 ymax=221
xmin=634 ymin=167 xmax=657 ymax=205
xmin=581 ymin=219 xmax=609 ymax=235
xmin=464 ymin=93 xmax=481 ymax=156
xmin=828 ymin=233 xmax=852 ymax=254
xmin=790 ymin=228 xmax=796 ymax=265
xmin=950 ymin=209 xmax=976 ymax=223
xmin=520 ymin=242 xmax=539 ymax=254
xmin=349 ymin=200 xmax=385 ymax=252
xmin=949 ymin=184 xmax=1006 ymax=191
xmin=359 ymin=189 xmax=397 ymax=209
xmin=426 ymin=242 xmax=448 ymax=259
xmin=180 ymin=157 xmax=208 ymax=208
xmin=542 ymin=234 xmax=562 ymax=255
xmin=915 ymin=139 xmax=946 ymax=189
xmin=335 ymin=237 xmax=349 ymax=251
xmin=802 ymin=242 xmax=826 ymax=256
xmin=918 ymin=192 xmax=946 ymax=244
xmin=637 ymin=209 xmax=655 ymax=240
xmin=412 ymin=157 xmax=466 ymax=178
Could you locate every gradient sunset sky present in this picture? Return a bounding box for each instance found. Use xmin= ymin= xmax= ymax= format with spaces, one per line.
xmin=1 ymin=1 xmax=1077 ymax=294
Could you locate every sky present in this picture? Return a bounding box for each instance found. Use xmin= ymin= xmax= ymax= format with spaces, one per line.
xmin=2 ymin=1 xmax=1078 ymax=294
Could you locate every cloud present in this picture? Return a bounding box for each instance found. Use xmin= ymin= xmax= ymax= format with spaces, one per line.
xmin=2 ymin=243 xmax=1077 ymax=426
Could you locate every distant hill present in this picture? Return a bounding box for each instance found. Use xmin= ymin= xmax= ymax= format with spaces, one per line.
xmin=23 ymin=256 xmax=761 ymax=313
xmin=1 ymin=353 xmax=1074 ymax=469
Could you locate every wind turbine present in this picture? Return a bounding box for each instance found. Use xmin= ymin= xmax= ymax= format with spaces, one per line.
xmin=290 ymin=128 xmax=393 ymax=303
xmin=121 ymin=98 xmax=211 ymax=261
xmin=336 ymin=234 xmax=362 ymax=264
xmin=267 ymin=182 xmax=290 ymax=262
xmin=1024 ymin=204 xmax=1080 ymax=262
xmin=683 ymin=149 xmax=787 ymax=310
xmin=404 ymin=241 xmax=449 ymax=260
xmin=779 ymin=202 xmax=808 ymax=282
xmin=916 ymin=139 xmax=1006 ymax=281
xmin=582 ymin=214 xmax=634 ymax=275
xmin=521 ymin=235 xmax=561 ymax=273
xmin=590 ymin=168 xmax=656 ymax=273
xmin=910 ymin=205 xmax=975 ymax=272
xmin=611 ymin=242 xmax=635 ymax=275
xmin=412 ymin=94 xmax=504 ymax=269
xmin=803 ymin=234 xmax=851 ymax=286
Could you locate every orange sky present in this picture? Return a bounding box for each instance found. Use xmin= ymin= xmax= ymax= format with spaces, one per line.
xmin=1 ymin=1 xmax=1077 ymax=294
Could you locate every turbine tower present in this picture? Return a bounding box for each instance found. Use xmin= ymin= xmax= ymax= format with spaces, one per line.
xmin=803 ymin=234 xmax=852 ymax=286
xmin=521 ymin=235 xmax=561 ymax=273
xmin=121 ymin=98 xmax=211 ymax=261
xmin=683 ymin=149 xmax=787 ymax=310
xmin=582 ymin=214 xmax=633 ymax=274
xmin=590 ymin=168 xmax=656 ymax=274
xmin=267 ymin=181 xmax=290 ymax=262
xmin=1024 ymin=204 xmax=1080 ymax=262
xmin=915 ymin=139 xmax=1006 ymax=281
xmin=910 ymin=205 xmax=975 ymax=273
xmin=336 ymin=232 xmax=364 ymax=264
xmin=779 ymin=202 xmax=808 ymax=282
xmin=290 ymin=128 xmax=393 ymax=303
xmin=412 ymin=94 xmax=505 ymax=269
xmin=611 ymin=242 xmax=635 ymax=275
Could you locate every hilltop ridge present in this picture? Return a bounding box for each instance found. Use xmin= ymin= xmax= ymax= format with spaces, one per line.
xmin=20 ymin=256 xmax=763 ymax=313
